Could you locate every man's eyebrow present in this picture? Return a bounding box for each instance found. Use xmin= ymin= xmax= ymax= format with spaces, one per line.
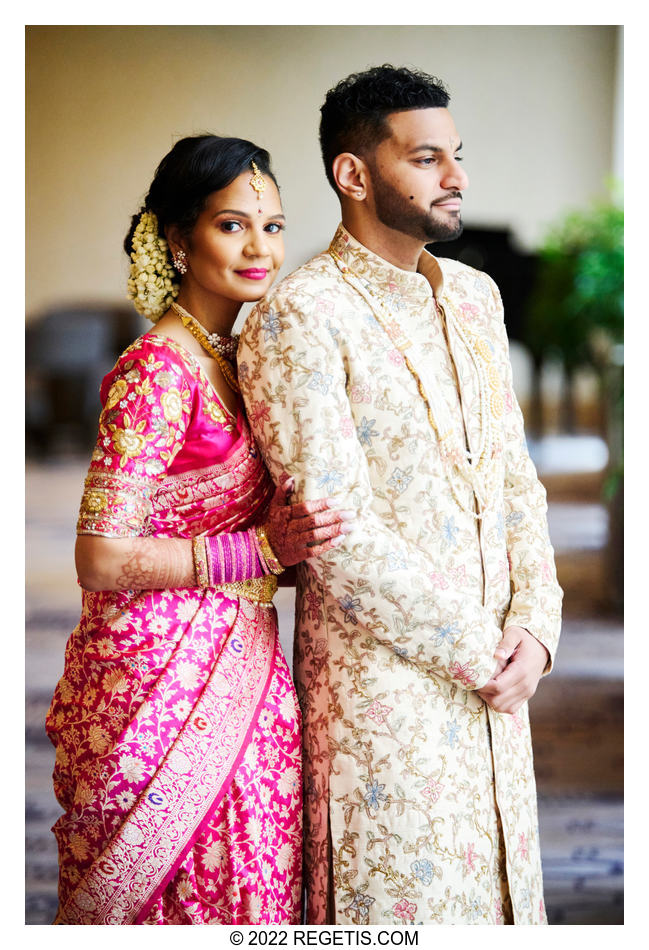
xmin=408 ymin=141 xmax=463 ymax=154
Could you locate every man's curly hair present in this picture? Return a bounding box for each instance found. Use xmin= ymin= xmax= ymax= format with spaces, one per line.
xmin=319 ymin=64 xmax=450 ymax=192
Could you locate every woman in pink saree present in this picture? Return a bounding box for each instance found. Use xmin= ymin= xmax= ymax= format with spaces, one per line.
xmin=45 ymin=135 xmax=352 ymax=925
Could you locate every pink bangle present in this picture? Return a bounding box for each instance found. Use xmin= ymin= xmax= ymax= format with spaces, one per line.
xmin=203 ymin=529 xmax=270 ymax=584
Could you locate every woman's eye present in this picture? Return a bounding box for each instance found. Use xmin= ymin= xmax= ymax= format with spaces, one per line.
xmin=265 ymin=223 xmax=285 ymax=234
xmin=220 ymin=220 xmax=243 ymax=233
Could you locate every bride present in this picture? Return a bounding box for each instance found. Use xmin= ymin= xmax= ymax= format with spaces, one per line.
xmin=46 ymin=134 xmax=353 ymax=925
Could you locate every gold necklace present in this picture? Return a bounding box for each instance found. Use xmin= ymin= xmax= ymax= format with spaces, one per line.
xmin=328 ymin=246 xmax=501 ymax=517
xmin=171 ymin=301 xmax=239 ymax=361
xmin=171 ymin=302 xmax=240 ymax=394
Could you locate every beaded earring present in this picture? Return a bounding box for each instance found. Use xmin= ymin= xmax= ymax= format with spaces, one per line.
xmin=173 ymin=249 xmax=188 ymax=275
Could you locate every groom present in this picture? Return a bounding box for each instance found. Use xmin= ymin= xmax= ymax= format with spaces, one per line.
xmin=239 ymin=64 xmax=562 ymax=926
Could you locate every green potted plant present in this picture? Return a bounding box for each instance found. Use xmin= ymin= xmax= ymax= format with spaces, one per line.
xmin=524 ymin=189 xmax=623 ymax=608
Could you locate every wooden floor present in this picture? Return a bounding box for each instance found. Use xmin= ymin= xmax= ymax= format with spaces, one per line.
xmin=25 ymin=455 xmax=623 ymax=926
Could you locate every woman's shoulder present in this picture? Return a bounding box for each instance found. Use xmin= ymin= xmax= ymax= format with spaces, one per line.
xmin=119 ymin=331 xmax=199 ymax=370
xmin=105 ymin=333 xmax=197 ymax=386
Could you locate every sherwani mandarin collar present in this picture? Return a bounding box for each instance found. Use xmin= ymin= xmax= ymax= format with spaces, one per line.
xmin=329 ymin=223 xmax=443 ymax=309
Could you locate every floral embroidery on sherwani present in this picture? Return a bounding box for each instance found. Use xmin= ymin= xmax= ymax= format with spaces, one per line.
xmin=238 ymin=225 xmax=562 ymax=925
xmin=47 ymin=335 xmax=302 ymax=924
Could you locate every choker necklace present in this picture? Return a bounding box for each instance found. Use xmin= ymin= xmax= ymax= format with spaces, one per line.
xmin=171 ymin=301 xmax=240 ymax=394
xmin=328 ymin=246 xmax=502 ymax=518
xmin=171 ymin=301 xmax=239 ymax=362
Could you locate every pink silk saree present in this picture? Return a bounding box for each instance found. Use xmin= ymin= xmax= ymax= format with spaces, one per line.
xmin=46 ymin=335 xmax=302 ymax=924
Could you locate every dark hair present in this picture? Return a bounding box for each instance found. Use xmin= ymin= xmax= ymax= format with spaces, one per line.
xmin=124 ymin=134 xmax=278 ymax=259
xmin=319 ymin=64 xmax=450 ymax=192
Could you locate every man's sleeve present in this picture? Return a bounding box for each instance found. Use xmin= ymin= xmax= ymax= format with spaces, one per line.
xmin=488 ymin=279 xmax=563 ymax=671
xmin=238 ymin=286 xmax=506 ymax=691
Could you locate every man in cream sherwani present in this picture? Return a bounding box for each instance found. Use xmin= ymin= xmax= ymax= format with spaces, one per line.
xmin=238 ymin=65 xmax=562 ymax=925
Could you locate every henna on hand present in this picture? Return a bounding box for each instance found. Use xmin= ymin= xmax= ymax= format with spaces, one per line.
xmin=264 ymin=476 xmax=356 ymax=568
xmin=114 ymin=538 xmax=195 ymax=590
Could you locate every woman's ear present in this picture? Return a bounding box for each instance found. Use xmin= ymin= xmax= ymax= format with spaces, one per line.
xmin=165 ymin=224 xmax=186 ymax=258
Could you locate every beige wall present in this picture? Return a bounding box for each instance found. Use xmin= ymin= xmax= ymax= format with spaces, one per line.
xmin=26 ymin=25 xmax=620 ymax=320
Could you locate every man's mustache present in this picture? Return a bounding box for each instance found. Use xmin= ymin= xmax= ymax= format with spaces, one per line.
xmin=430 ymin=192 xmax=463 ymax=206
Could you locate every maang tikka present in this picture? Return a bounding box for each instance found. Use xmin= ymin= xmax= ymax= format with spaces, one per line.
xmin=249 ymin=161 xmax=266 ymax=200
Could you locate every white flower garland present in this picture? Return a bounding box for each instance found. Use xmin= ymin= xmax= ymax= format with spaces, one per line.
xmin=126 ymin=210 xmax=179 ymax=322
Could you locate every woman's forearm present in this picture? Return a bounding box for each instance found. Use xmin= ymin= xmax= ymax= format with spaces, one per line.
xmin=75 ymin=527 xmax=276 ymax=592
xmin=76 ymin=535 xmax=195 ymax=592
xmin=76 ymin=497 xmax=350 ymax=592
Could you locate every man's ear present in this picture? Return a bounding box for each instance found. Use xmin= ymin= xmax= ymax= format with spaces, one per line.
xmin=332 ymin=152 xmax=369 ymax=201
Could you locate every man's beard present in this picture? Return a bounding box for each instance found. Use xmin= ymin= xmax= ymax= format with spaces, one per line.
xmin=371 ymin=169 xmax=463 ymax=243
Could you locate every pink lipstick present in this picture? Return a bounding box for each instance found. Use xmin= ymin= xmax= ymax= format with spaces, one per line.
xmin=235 ymin=268 xmax=269 ymax=280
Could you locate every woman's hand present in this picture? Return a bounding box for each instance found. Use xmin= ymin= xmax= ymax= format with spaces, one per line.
xmin=264 ymin=476 xmax=355 ymax=568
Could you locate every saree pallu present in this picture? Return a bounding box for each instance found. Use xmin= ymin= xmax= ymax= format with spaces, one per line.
xmin=46 ymin=335 xmax=302 ymax=924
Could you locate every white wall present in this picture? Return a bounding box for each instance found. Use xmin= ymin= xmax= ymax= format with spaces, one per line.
xmin=26 ymin=25 xmax=619 ymax=319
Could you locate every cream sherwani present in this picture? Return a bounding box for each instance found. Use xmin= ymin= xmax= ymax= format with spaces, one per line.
xmin=238 ymin=225 xmax=562 ymax=925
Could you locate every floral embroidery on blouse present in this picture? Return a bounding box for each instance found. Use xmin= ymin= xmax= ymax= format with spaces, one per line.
xmin=95 ymin=348 xmax=192 ymax=476
xmin=78 ymin=335 xmax=240 ymax=537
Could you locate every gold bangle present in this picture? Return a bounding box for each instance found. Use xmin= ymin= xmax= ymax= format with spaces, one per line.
xmin=255 ymin=524 xmax=285 ymax=575
xmin=192 ymin=536 xmax=210 ymax=588
xmin=216 ymin=575 xmax=278 ymax=606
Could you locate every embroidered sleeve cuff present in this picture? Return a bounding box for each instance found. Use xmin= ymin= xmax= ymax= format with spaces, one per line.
xmin=77 ymin=471 xmax=155 ymax=537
